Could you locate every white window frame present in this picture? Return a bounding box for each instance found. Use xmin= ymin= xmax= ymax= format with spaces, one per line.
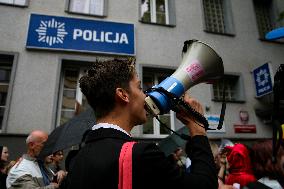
xmin=0 ymin=0 xmax=28 ymax=6
xmin=0 ymin=66 xmax=11 ymax=132
xmin=67 ymin=0 xmax=107 ymax=17
xmin=0 ymin=53 xmax=17 ymax=133
xmin=142 ymin=67 xmax=175 ymax=139
xmin=57 ymin=67 xmax=86 ymax=126
xmin=140 ymin=0 xmax=174 ymax=26
xmin=151 ymin=0 xmax=169 ymax=24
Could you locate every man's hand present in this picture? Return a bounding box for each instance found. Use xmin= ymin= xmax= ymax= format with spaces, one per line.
xmin=56 ymin=170 xmax=67 ymax=184
xmin=176 ymin=93 xmax=206 ymax=137
xmin=50 ymin=182 xmax=59 ymax=189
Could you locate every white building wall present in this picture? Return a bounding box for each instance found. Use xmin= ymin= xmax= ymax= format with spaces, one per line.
xmin=0 ymin=0 xmax=283 ymax=140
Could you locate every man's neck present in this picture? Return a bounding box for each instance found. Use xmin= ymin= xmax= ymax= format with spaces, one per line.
xmin=97 ymin=111 xmax=133 ymax=134
xmin=97 ymin=118 xmax=132 ymax=134
xmin=23 ymin=153 xmax=37 ymax=162
xmin=26 ymin=151 xmax=36 ymax=159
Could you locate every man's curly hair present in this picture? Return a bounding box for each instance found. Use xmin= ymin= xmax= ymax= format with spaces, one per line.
xmin=79 ymin=58 xmax=136 ymax=119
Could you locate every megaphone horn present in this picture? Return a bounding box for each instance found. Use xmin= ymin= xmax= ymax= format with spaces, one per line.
xmin=145 ymin=39 xmax=224 ymax=116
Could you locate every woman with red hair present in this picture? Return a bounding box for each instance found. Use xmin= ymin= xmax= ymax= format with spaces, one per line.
xmin=248 ymin=140 xmax=284 ymax=189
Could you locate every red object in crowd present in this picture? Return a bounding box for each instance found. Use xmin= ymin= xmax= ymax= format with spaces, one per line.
xmin=225 ymin=143 xmax=256 ymax=188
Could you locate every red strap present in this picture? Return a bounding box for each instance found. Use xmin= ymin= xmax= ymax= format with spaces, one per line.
xmin=118 ymin=142 xmax=136 ymax=189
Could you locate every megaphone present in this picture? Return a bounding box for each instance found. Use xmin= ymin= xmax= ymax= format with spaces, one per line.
xmin=145 ymin=39 xmax=224 ymax=116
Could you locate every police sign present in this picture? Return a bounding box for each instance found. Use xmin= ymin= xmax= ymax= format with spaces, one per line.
xmin=252 ymin=63 xmax=273 ymax=97
xmin=26 ymin=14 xmax=135 ymax=56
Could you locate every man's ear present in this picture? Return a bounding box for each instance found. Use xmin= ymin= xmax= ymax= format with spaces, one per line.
xmin=115 ymin=88 xmax=129 ymax=103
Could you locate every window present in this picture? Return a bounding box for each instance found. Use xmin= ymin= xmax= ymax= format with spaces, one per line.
xmin=140 ymin=0 xmax=176 ymax=26
xmin=253 ymin=0 xmax=281 ymax=40
xmin=67 ymin=0 xmax=107 ymax=17
xmin=58 ymin=67 xmax=89 ymax=125
xmin=202 ymin=0 xmax=234 ymax=35
xmin=212 ymin=74 xmax=245 ymax=102
xmin=0 ymin=54 xmax=14 ymax=131
xmin=0 ymin=0 xmax=28 ymax=6
xmin=142 ymin=67 xmax=175 ymax=137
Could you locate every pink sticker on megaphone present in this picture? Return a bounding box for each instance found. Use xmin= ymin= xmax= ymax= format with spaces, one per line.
xmin=185 ymin=60 xmax=205 ymax=82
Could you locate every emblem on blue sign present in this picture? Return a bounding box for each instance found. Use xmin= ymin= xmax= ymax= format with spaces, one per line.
xmin=255 ymin=67 xmax=270 ymax=87
xmin=253 ymin=63 xmax=273 ymax=97
xmin=36 ymin=18 xmax=68 ymax=46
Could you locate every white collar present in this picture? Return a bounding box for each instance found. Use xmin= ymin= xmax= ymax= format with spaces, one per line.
xmin=92 ymin=123 xmax=131 ymax=137
xmin=258 ymin=177 xmax=282 ymax=189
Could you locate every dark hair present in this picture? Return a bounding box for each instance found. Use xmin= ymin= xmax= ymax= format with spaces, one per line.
xmin=79 ymin=58 xmax=136 ymax=119
xmin=52 ymin=150 xmax=63 ymax=156
xmin=251 ymin=140 xmax=284 ymax=180
xmin=0 ymin=146 xmax=3 ymax=155
xmin=174 ymin=147 xmax=182 ymax=154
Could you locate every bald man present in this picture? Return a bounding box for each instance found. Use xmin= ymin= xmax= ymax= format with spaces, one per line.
xmin=6 ymin=130 xmax=59 ymax=189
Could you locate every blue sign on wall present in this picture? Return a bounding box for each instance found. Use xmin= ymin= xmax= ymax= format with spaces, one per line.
xmin=26 ymin=14 xmax=135 ymax=56
xmin=253 ymin=63 xmax=273 ymax=97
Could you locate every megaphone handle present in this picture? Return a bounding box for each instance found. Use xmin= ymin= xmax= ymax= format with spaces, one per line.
xmin=174 ymin=99 xmax=210 ymax=130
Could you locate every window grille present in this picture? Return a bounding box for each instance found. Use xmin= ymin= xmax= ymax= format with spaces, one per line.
xmin=203 ymin=0 xmax=225 ymax=33
xmin=212 ymin=75 xmax=241 ymax=102
xmin=253 ymin=0 xmax=273 ymax=39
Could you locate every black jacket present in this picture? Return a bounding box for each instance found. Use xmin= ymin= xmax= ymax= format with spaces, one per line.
xmin=0 ymin=172 xmax=7 ymax=189
xmin=67 ymin=128 xmax=217 ymax=189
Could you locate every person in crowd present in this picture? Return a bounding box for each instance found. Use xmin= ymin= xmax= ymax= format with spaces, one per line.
xmin=167 ymin=147 xmax=187 ymax=172
xmin=210 ymin=142 xmax=219 ymax=170
xmin=5 ymin=161 xmax=16 ymax=174
xmin=218 ymin=141 xmax=234 ymax=183
xmin=67 ymin=58 xmax=218 ymax=189
xmin=244 ymin=140 xmax=284 ymax=189
xmin=0 ymin=146 xmax=10 ymax=189
xmin=1 ymin=146 xmax=9 ymax=162
xmin=46 ymin=151 xmax=67 ymax=186
xmin=210 ymin=142 xmax=234 ymax=189
xmin=50 ymin=151 xmax=64 ymax=173
xmin=44 ymin=154 xmax=55 ymax=182
xmin=224 ymin=143 xmax=256 ymax=188
xmin=1 ymin=160 xmax=7 ymax=189
xmin=6 ymin=130 xmax=59 ymax=189
xmin=217 ymin=149 xmax=229 ymax=184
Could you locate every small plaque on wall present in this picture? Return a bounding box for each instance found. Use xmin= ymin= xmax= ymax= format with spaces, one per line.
xmin=234 ymin=124 xmax=256 ymax=133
